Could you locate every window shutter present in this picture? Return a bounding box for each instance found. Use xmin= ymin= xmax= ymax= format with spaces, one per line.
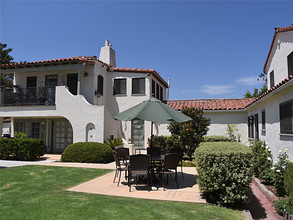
xmin=288 ymin=52 xmax=293 ymax=77
xmin=280 ymin=101 xmax=293 ymax=134
xmin=270 ymin=71 xmax=275 ymax=88
xmin=152 ymin=80 xmax=155 ymax=97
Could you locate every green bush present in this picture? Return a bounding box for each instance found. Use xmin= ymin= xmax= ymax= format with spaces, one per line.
xmin=259 ymin=168 xmax=275 ymax=185
xmin=284 ymin=162 xmax=293 ymax=207
xmin=0 ymin=137 xmax=45 ymax=161
xmin=203 ymin=136 xmax=230 ymax=142
xmin=195 ymin=142 xmax=253 ymax=205
xmin=147 ymin=135 xmax=182 ymax=155
xmin=251 ymin=141 xmax=272 ymax=177
xmin=61 ymin=142 xmax=114 ymax=163
xmin=274 ymin=150 xmax=290 ymax=197
xmin=274 ymin=198 xmax=293 ymax=217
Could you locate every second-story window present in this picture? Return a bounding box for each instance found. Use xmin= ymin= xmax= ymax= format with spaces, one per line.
xmin=152 ymin=79 xmax=155 ymax=97
xmin=132 ymin=78 xmax=145 ymax=95
xmin=160 ymin=86 xmax=163 ymax=101
xmin=156 ymin=83 xmax=160 ymax=99
xmin=288 ymin=51 xmax=293 ymax=77
xmin=270 ymin=70 xmax=275 ymax=88
xmin=113 ymin=78 xmax=126 ymax=95
xmin=97 ymin=75 xmax=104 ymax=96
xmin=261 ymin=110 xmax=266 ymax=131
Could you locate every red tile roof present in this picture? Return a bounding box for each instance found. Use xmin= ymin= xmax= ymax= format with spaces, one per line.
xmin=0 ymin=56 xmax=167 ymax=87
xmin=167 ymin=98 xmax=255 ymax=111
xmin=264 ymin=25 xmax=293 ymax=72
xmin=110 ymin=67 xmax=168 ymax=88
xmin=246 ymin=74 xmax=293 ymax=108
xmin=0 ymin=56 xmax=99 ymax=69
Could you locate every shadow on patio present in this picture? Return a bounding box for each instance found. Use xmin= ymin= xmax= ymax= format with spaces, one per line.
xmin=68 ymin=167 xmax=206 ymax=203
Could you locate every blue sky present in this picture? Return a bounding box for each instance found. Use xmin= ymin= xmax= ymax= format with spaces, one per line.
xmin=1 ymin=0 xmax=292 ymax=100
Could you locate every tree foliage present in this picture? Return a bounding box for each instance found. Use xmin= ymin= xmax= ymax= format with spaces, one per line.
xmin=244 ymin=84 xmax=267 ymax=98
xmin=0 ymin=43 xmax=14 ymax=89
xmin=168 ymin=107 xmax=211 ymax=159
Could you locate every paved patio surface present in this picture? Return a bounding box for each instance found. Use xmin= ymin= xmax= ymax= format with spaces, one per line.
xmin=68 ymin=167 xmax=206 ymax=204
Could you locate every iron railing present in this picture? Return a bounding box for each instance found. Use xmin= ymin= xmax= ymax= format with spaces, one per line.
xmin=0 ymin=86 xmax=56 ymax=106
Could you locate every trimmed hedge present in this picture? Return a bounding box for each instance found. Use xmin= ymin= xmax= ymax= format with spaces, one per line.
xmin=61 ymin=142 xmax=114 ymax=163
xmin=203 ymin=135 xmax=230 ymax=142
xmin=195 ymin=142 xmax=253 ymax=205
xmin=285 ymin=162 xmax=293 ymax=208
xmin=0 ymin=138 xmax=45 ymax=161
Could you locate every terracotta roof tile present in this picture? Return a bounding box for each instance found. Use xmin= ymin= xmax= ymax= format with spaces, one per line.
xmin=167 ymin=98 xmax=255 ymax=111
xmin=264 ymin=25 xmax=293 ymax=72
xmin=110 ymin=67 xmax=168 ymax=88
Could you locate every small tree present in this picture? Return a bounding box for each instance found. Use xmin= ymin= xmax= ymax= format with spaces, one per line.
xmin=168 ymin=107 xmax=211 ymax=159
xmin=0 ymin=43 xmax=14 ymax=89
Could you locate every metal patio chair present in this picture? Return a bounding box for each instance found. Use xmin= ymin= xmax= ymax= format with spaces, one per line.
xmin=170 ymin=147 xmax=184 ymax=177
xmin=159 ymin=153 xmax=180 ymax=190
xmin=113 ymin=151 xmax=128 ymax=186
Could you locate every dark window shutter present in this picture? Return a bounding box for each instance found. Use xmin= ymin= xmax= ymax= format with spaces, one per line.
xmin=156 ymin=83 xmax=160 ymax=99
xmin=97 ymin=75 xmax=103 ymax=95
xmin=262 ymin=110 xmax=266 ymax=130
xmin=270 ymin=71 xmax=275 ymax=88
xmin=132 ymin=78 xmax=145 ymax=94
xmin=160 ymin=86 xmax=163 ymax=101
xmin=288 ymin=52 xmax=293 ymax=77
xmin=280 ymin=101 xmax=293 ymax=134
xmin=152 ymin=80 xmax=155 ymax=97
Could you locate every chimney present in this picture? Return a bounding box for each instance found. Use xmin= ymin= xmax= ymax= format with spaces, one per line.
xmin=99 ymin=40 xmax=116 ymax=67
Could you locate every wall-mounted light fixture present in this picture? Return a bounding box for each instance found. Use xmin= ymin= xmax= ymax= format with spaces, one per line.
xmin=83 ymin=72 xmax=88 ymax=77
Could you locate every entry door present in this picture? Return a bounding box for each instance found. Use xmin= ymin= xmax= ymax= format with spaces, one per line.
xmin=53 ymin=120 xmax=73 ymax=153
xmin=67 ymin=74 xmax=78 ymax=95
xmin=131 ymin=119 xmax=144 ymax=149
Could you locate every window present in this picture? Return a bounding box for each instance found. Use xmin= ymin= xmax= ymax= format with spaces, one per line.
xmin=160 ymin=86 xmax=163 ymax=101
xmin=132 ymin=78 xmax=145 ymax=95
xmin=270 ymin=70 xmax=275 ymax=88
xmin=97 ymin=75 xmax=104 ymax=95
xmin=27 ymin=77 xmax=37 ymax=88
xmin=288 ymin=52 xmax=293 ymax=76
xmin=248 ymin=116 xmax=254 ymax=138
xmin=156 ymin=83 xmax=160 ymax=99
xmin=113 ymin=78 xmax=126 ymax=95
xmin=280 ymin=100 xmax=293 ymax=134
xmin=152 ymin=80 xmax=155 ymax=97
xmin=261 ymin=110 xmax=266 ymax=130
xmin=31 ymin=122 xmax=41 ymax=139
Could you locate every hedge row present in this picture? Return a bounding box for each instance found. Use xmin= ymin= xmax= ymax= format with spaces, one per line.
xmin=195 ymin=142 xmax=253 ymax=205
xmin=61 ymin=142 xmax=114 ymax=163
xmin=285 ymin=162 xmax=293 ymax=209
xmin=0 ymin=138 xmax=45 ymax=161
xmin=203 ymin=135 xmax=230 ymax=142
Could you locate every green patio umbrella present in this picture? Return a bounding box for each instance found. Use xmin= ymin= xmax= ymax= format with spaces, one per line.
xmin=113 ymin=98 xmax=192 ymax=148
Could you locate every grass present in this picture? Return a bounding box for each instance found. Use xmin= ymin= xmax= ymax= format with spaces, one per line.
xmin=0 ymin=165 xmax=245 ymax=220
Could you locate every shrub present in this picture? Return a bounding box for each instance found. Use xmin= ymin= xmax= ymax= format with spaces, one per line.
xmin=0 ymin=137 xmax=45 ymax=161
xmin=104 ymin=138 xmax=123 ymax=150
xmin=61 ymin=142 xmax=114 ymax=163
xmin=168 ymin=107 xmax=211 ymax=159
xmin=274 ymin=198 xmax=293 ymax=217
xmin=274 ymin=150 xmax=290 ymax=197
xmin=285 ymin=162 xmax=293 ymax=209
xmin=195 ymin=142 xmax=253 ymax=205
xmin=226 ymin=124 xmax=240 ymax=142
xmin=259 ymin=168 xmax=275 ymax=185
xmin=203 ymin=135 xmax=230 ymax=142
xmin=251 ymin=141 xmax=272 ymax=177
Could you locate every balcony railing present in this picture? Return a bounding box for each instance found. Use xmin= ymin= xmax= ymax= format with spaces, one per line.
xmin=0 ymin=86 xmax=56 ymax=106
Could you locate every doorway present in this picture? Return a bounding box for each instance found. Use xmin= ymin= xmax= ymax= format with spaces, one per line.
xmin=67 ymin=74 xmax=78 ymax=95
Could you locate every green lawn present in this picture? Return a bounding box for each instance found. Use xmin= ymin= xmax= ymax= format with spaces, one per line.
xmin=0 ymin=165 xmax=244 ymax=220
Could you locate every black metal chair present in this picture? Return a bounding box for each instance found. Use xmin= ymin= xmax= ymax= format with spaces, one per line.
xmin=113 ymin=151 xmax=128 ymax=186
xmin=147 ymin=147 xmax=161 ymax=157
xmin=159 ymin=153 xmax=180 ymax=190
xmin=170 ymin=148 xmax=184 ymax=177
xmin=128 ymin=154 xmax=151 ymax=192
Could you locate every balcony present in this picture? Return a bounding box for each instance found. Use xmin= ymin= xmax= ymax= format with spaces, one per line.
xmin=0 ymin=86 xmax=56 ymax=106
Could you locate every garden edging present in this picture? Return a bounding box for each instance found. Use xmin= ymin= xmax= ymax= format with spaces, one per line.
xmin=253 ymin=177 xmax=278 ymax=203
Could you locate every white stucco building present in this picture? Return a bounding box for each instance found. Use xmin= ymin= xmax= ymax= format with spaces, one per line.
xmin=0 ymin=40 xmax=168 ymax=153
xmin=166 ymin=25 xmax=293 ymax=161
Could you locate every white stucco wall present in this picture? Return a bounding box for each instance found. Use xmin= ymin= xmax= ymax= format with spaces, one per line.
xmin=247 ymin=82 xmax=293 ymax=161
xmin=0 ymin=86 xmax=105 ymax=143
xmin=266 ymin=31 xmax=293 ymax=89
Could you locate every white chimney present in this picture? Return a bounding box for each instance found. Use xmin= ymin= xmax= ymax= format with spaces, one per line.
xmin=99 ymin=40 xmax=116 ymax=67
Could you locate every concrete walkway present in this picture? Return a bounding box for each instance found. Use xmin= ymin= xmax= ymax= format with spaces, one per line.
xmin=68 ymin=167 xmax=205 ymax=204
